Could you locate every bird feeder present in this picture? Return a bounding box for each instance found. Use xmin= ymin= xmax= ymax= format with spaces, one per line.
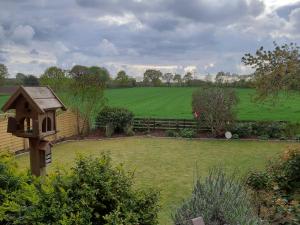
xmin=2 ymin=86 xmax=66 ymax=176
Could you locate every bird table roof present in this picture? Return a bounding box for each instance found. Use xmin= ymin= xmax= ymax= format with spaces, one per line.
xmin=1 ymin=86 xmax=67 ymax=113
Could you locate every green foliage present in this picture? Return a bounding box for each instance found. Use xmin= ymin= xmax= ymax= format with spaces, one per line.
xmin=173 ymin=74 xmax=182 ymax=86
xmin=231 ymin=122 xmax=252 ymax=138
xmin=173 ymin=168 xmax=261 ymax=225
xmin=165 ymin=130 xmax=179 ymax=137
xmin=231 ymin=122 xmax=286 ymax=139
xmin=242 ymin=42 xmax=300 ymax=101
xmin=232 ymin=133 xmax=239 ymax=139
xmin=246 ymin=147 xmax=300 ymax=224
xmin=246 ymin=171 xmax=271 ymax=191
xmin=0 ymin=154 xmax=160 ymax=225
xmin=143 ymin=69 xmax=162 ymax=86
xmin=179 ymin=128 xmax=196 ymax=138
xmin=40 ymin=66 xmax=68 ymax=92
xmin=0 ymin=64 xmax=9 ymax=86
xmin=192 ymin=87 xmax=238 ymax=136
xmin=23 ymin=75 xmax=39 ymax=86
xmin=96 ymin=107 xmax=134 ymax=135
xmin=284 ymin=123 xmax=300 ymax=138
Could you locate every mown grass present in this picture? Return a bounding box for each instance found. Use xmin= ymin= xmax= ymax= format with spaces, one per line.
xmin=15 ymin=137 xmax=300 ymax=224
xmin=105 ymin=87 xmax=300 ymax=121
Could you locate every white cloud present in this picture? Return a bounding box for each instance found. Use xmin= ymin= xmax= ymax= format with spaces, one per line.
xmin=97 ymin=39 xmax=119 ymax=56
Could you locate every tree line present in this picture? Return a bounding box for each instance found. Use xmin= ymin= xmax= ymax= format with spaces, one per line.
xmin=0 ymin=63 xmax=254 ymax=89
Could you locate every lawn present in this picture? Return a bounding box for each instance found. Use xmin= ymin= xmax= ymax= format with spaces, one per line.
xmin=15 ymin=137 xmax=300 ymax=224
xmin=105 ymin=87 xmax=300 ymax=121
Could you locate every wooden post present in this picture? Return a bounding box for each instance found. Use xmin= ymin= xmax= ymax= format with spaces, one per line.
xmin=29 ymin=138 xmax=46 ymax=176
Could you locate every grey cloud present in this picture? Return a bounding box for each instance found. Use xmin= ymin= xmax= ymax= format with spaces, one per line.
xmin=11 ymin=25 xmax=35 ymax=44
xmin=276 ymin=2 xmax=300 ymax=19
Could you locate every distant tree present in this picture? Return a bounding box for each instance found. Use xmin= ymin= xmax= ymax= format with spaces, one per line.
xmin=115 ymin=70 xmax=129 ymax=85
xmin=162 ymin=73 xmax=173 ymax=87
xmin=183 ymin=72 xmax=193 ymax=86
xmin=173 ymin=74 xmax=182 ymax=86
xmin=215 ymin=71 xmax=226 ymax=84
xmin=242 ymin=42 xmax=300 ymax=101
xmin=143 ymin=69 xmax=162 ymax=86
xmin=23 ymin=75 xmax=39 ymax=86
xmin=40 ymin=66 xmax=68 ymax=91
xmin=192 ymin=87 xmax=238 ymax=136
xmin=0 ymin=64 xmax=9 ymax=86
xmin=15 ymin=73 xmax=26 ymax=85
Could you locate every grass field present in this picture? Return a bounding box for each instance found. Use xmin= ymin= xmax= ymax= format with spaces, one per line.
xmin=15 ymin=137 xmax=300 ymax=224
xmin=1 ymin=87 xmax=300 ymax=121
xmin=105 ymin=87 xmax=300 ymax=121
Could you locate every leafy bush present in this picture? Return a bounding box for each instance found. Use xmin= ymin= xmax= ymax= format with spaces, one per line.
xmin=246 ymin=147 xmax=300 ymax=224
xmin=165 ymin=130 xmax=178 ymax=137
xmin=232 ymin=133 xmax=239 ymax=139
xmin=179 ymin=128 xmax=196 ymax=138
xmin=96 ymin=107 xmax=134 ymax=135
xmin=0 ymin=154 xmax=160 ymax=225
xmin=173 ymin=168 xmax=261 ymax=225
xmin=246 ymin=171 xmax=271 ymax=191
xmin=192 ymin=87 xmax=238 ymax=136
xmin=258 ymin=134 xmax=270 ymax=140
xmin=231 ymin=123 xmax=252 ymax=138
xmin=283 ymin=122 xmax=300 ymax=138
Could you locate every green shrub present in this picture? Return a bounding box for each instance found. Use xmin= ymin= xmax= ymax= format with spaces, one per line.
xmin=294 ymin=134 xmax=300 ymax=141
xmin=173 ymin=168 xmax=261 ymax=225
xmin=179 ymin=128 xmax=196 ymax=138
xmin=246 ymin=171 xmax=271 ymax=191
xmin=232 ymin=133 xmax=240 ymax=139
xmin=258 ymin=134 xmax=269 ymax=140
xmin=231 ymin=123 xmax=252 ymax=138
xmin=165 ymin=130 xmax=178 ymax=137
xmin=283 ymin=122 xmax=300 ymax=138
xmin=0 ymin=154 xmax=160 ymax=225
xmin=246 ymin=147 xmax=300 ymax=224
xmin=96 ymin=107 xmax=134 ymax=135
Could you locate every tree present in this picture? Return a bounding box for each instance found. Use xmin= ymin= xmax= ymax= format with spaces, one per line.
xmin=0 ymin=64 xmax=9 ymax=86
xmin=192 ymin=87 xmax=238 ymax=136
xmin=173 ymin=74 xmax=182 ymax=86
xmin=242 ymin=42 xmax=300 ymax=101
xmin=143 ymin=69 xmax=162 ymax=86
xmin=23 ymin=75 xmax=39 ymax=86
xmin=162 ymin=73 xmax=173 ymax=87
xmin=183 ymin=72 xmax=193 ymax=86
xmin=15 ymin=73 xmax=26 ymax=85
xmin=68 ymin=65 xmax=108 ymax=135
xmin=115 ymin=70 xmax=129 ymax=85
xmin=40 ymin=66 xmax=68 ymax=91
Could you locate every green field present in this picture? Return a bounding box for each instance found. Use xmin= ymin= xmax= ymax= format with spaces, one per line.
xmin=15 ymin=137 xmax=300 ymax=224
xmin=0 ymin=94 xmax=9 ymax=110
xmin=1 ymin=87 xmax=300 ymax=121
xmin=105 ymin=87 xmax=300 ymax=121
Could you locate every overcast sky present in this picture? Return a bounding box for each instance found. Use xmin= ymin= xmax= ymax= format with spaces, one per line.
xmin=0 ymin=0 xmax=299 ymax=78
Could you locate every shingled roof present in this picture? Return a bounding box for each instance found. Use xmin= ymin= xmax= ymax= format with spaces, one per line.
xmin=1 ymin=86 xmax=67 ymax=113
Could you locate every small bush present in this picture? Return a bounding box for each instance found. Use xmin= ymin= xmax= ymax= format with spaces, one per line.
xmin=294 ymin=134 xmax=300 ymax=141
xmin=179 ymin=128 xmax=196 ymax=138
xmin=96 ymin=107 xmax=134 ymax=135
xmin=231 ymin=123 xmax=252 ymax=138
xmin=173 ymin=168 xmax=261 ymax=225
xmin=258 ymin=134 xmax=269 ymax=140
xmin=232 ymin=133 xmax=240 ymax=139
xmin=283 ymin=122 xmax=300 ymax=138
xmin=246 ymin=171 xmax=271 ymax=191
xmin=165 ymin=130 xmax=178 ymax=137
